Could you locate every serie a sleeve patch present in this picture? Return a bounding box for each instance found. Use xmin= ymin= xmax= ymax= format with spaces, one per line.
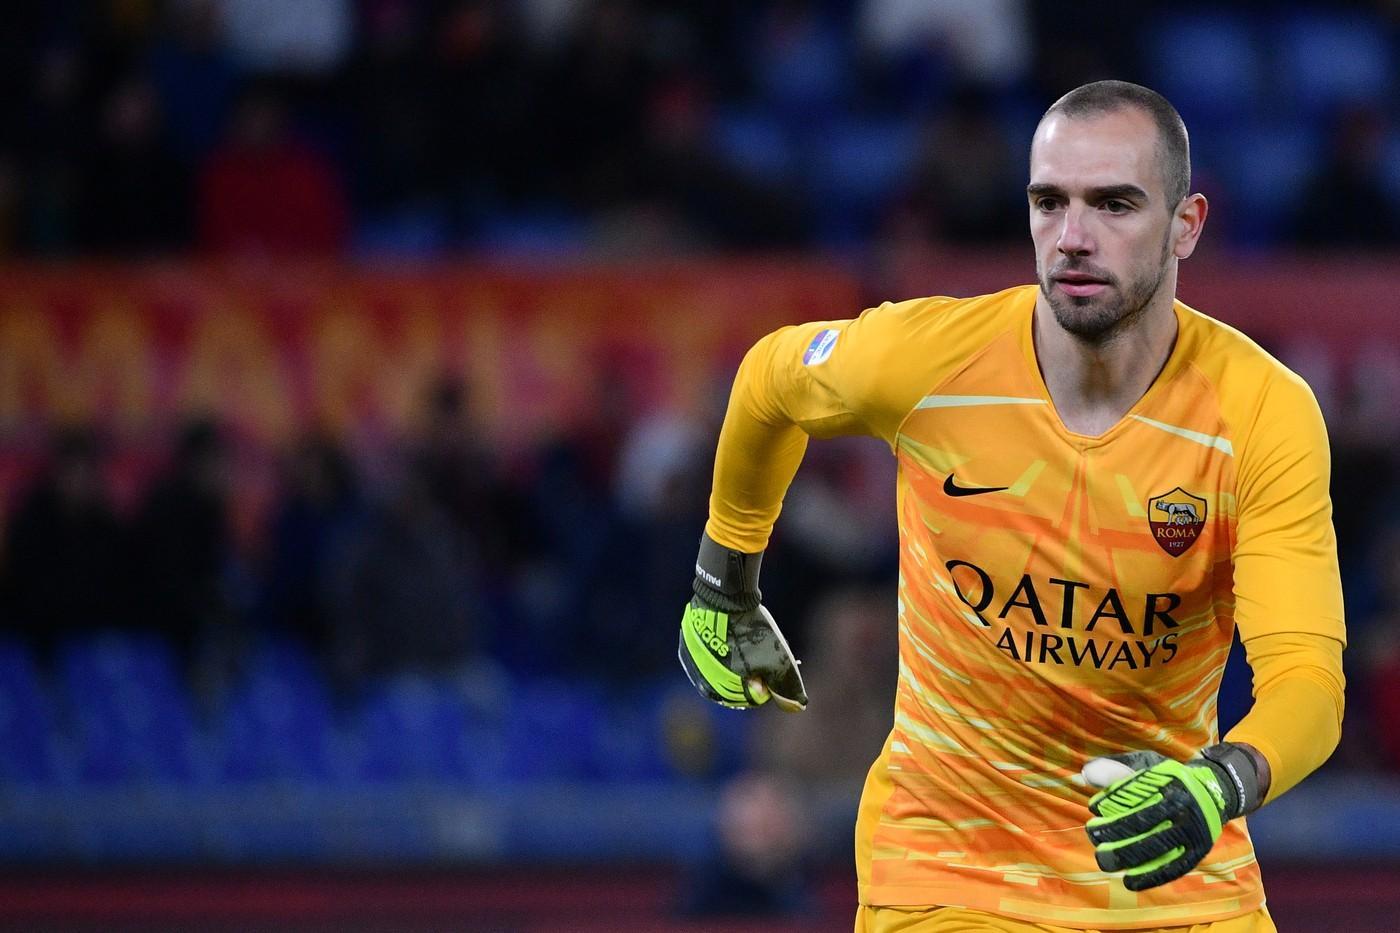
xmin=802 ymin=328 xmax=839 ymax=366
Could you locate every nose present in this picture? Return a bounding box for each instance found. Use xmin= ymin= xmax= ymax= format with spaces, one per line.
xmin=1057 ymin=204 xmax=1093 ymax=257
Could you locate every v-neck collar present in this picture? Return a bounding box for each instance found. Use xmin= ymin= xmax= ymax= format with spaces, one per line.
xmin=1016 ymin=287 xmax=1189 ymax=450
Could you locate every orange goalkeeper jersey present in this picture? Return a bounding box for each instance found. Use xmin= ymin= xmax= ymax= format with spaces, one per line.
xmin=706 ymin=285 xmax=1345 ymax=929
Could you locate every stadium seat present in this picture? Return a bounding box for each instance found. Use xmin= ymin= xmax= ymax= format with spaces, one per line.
xmin=751 ymin=12 xmax=851 ymax=121
xmin=471 ymin=210 xmax=589 ymax=256
xmin=218 ymin=639 xmax=344 ymax=783
xmin=1383 ymin=133 xmax=1400 ymax=207
xmin=501 ymin=680 xmax=600 ymax=782
xmin=713 ymin=108 xmax=795 ymax=183
xmin=58 ymin=633 xmax=199 ymax=785
xmin=1215 ymin=122 xmax=1322 ymax=245
xmin=353 ymin=205 xmax=450 ymax=257
xmin=0 ymin=640 xmax=58 ymax=784
xmin=1144 ymin=11 xmax=1263 ymax=128
xmin=1271 ymin=11 xmax=1393 ymax=114
xmin=352 ymin=674 xmax=477 ymax=783
xmin=588 ymin=678 xmax=675 ymax=782
xmin=805 ymin=116 xmax=921 ymax=241
xmin=653 ymin=683 xmax=752 ymax=782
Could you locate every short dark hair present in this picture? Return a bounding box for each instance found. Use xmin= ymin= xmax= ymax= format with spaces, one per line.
xmin=1042 ymin=80 xmax=1190 ymax=211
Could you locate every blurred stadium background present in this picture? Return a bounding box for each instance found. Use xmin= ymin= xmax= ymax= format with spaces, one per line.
xmin=1 ymin=1 xmax=1399 ymax=930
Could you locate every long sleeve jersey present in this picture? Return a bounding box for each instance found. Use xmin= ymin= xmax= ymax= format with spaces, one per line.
xmin=706 ymin=284 xmax=1345 ymax=929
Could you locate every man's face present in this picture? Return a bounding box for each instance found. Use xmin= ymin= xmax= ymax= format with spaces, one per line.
xmin=1028 ymin=109 xmax=1177 ymax=342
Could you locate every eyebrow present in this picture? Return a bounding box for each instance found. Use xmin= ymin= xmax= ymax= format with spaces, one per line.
xmin=1026 ymin=183 xmax=1151 ymax=203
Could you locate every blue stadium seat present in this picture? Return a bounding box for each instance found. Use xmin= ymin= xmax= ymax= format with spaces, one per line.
xmin=1144 ymin=12 xmax=1263 ymax=128
xmin=1272 ymin=11 xmax=1393 ymax=114
xmin=352 ymin=674 xmax=477 ymax=783
xmin=751 ymin=13 xmax=851 ymax=121
xmin=353 ymin=205 xmax=450 ymax=257
xmin=471 ymin=210 xmax=588 ymax=256
xmin=0 ymin=639 xmax=58 ymax=784
xmin=1383 ymin=133 xmax=1400 ymax=206
xmin=58 ymin=633 xmax=199 ymax=785
xmin=652 ymin=682 xmax=752 ymax=782
xmin=805 ymin=116 xmax=920 ymax=241
xmin=218 ymin=640 xmax=343 ymax=783
xmin=809 ymin=117 xmax=920 ymax=204
xmin=501 ymin=680 xmax=600 ymax=782
xmin=1216 ymin=122 xmax=1321 ymax=244
xmin=713 ymin=108 xmax=795 ymax=182
xmin=589 ymin=701 xmax=672 ymax=782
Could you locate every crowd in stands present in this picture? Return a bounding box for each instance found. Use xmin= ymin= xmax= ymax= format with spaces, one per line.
xmin=0 ymin=370 xmax=896 ymax=685
xmin=0 ymin=365 xmax=903 ymax=801
xmin=4 ymin=1 xmax=1400 ymax=257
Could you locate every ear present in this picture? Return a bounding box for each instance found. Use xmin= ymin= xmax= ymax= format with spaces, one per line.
xmin=1171 ymin=193 xmax=1208 ymax=259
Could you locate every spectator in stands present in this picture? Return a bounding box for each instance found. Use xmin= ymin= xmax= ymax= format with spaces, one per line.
xmin=196 ymin=83 xmax=349 ymax=255
xmin=882 ymin=84 xmax=1023 ymax=245
xmin=572 ymin=403 xmax=715 ymax=678
xmin=1 ymin=427 xmax=128 ymax=659
xmin=148 ymin=0 xmax=241 ymax=165
xmin=750 ymin=0 xmax=848 ymax=124
xmin=80 ymin=76 xmax=190 ymax=254
xmin=616 ymin=72 xmax=809 ymax=251
xmin=259 ymin=434 xmax=360 ymax=654
xmin=427 ymin=0 xmax=538 ymax=236
xmin=1294 ymin=104 xmax=1400 ymax=247
xmin=22 ymin=43 xmax=87 ymax=253
xmin=130 ymin=419 xmax=234 ymax=668
xmin=414 ymin=376 xmax=514 ymax=570
xmin=345 ymin=0 xmax=436 ymax=220
xmin=1355 ymin=526 xmax=1400 ymax=773
xmin=751 ymin=587 xmax=898 ymax=791
xmin=545 ymin=0 xmax=655 ymax=212
xmin=762 ymin=438 xmax=898 ymax=638
xmin=321 ymin=452 xmax=479 ymax=689
xmin=311 ymin=373 xmax=497 ymax=686
xmin=676 ymin=771 xmax=818 ymax=919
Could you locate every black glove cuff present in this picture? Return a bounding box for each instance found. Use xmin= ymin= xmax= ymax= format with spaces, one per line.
xmin=1200 ymin=742 xmax=1262 ymax=817
xmin=693 ymin=531 xmax=762 ymax=613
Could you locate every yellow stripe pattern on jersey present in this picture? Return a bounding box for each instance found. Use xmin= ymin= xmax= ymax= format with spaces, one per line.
xmin=705 ymin=285 xmax=1344 ymax=929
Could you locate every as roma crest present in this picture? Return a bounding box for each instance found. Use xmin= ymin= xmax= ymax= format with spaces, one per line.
xmin=1147 ymin=487 xmax=1207 ymax=557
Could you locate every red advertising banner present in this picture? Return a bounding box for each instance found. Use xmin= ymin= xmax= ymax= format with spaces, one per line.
xmin=1 ymin=255 xmax=1396 ymax=531
xmin=0 ymin=261 xmax=860 ymax=449
xmin=0 ymin=261 xmax=860 ymax=533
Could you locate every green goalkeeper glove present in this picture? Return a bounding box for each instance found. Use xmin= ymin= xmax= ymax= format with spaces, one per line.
xmin=678 ymin=532 xmax=807 ymax=712
xmin=1082 ymin=743 xmax=1264 ymax=891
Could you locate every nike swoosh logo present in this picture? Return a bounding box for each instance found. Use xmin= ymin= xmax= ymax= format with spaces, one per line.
xmin=943 ymin=475 xmax=1009 ymax=497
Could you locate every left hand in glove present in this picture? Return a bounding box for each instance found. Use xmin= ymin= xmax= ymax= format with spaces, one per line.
xmin=1081 ymin=743 xmax=1264 ymax=891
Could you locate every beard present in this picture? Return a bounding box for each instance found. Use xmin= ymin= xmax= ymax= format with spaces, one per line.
xmin=1038 ymin=237 xmax=1173 ymax=344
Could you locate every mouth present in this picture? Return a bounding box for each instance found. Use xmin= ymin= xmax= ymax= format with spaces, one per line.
xmin=1052 ymin=271 xmax=1110 ymax=298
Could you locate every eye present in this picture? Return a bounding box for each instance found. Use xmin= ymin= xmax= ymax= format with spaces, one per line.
xmin=1101 ymin=199 xmax=1130 ymax=214
xmin=1034 ymin=197 xmax=1062 ymax=212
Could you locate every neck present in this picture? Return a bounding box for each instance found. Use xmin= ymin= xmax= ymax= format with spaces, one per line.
xmin=1032 ymin=281 xmax=1179 ymax=437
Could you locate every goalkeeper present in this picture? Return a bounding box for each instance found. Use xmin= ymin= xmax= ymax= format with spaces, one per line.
xmin=679 ymin=80 xmax=1344 ymax=932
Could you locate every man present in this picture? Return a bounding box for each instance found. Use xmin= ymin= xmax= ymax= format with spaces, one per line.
xmin=678 ymin=80 xmax=1344 ymax=932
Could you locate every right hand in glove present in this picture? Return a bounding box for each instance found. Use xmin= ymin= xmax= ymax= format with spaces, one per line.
xmin=677 ymin=532 xmax=807 ymax=711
